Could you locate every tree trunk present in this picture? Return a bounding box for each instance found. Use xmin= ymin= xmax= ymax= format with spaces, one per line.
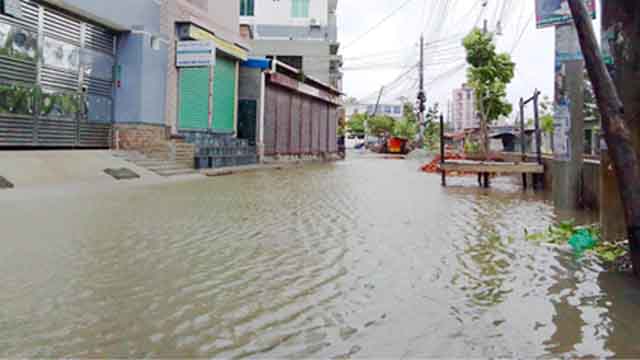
xmin=480 ymin=113 xmax=489 ymax=159
xmin=568 ymin=0 xmax=640 ymax=276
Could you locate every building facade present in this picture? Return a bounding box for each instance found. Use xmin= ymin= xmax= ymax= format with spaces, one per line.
xmin=0 ymin=0 xmax=167 ymax=148
xmin=345 ymin=102 xmax=403 ymax=121
xmin=0 ymin=0 xmax=254 ymax=154
xmin=239 ymin=0 xmax=342 ymax=89
xmin=451 ymin=83 xmax=478 ymax=131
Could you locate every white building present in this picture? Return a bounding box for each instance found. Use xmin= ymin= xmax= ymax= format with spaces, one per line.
xmin=451 ymin=84 xmax=478 ymax=131
xmin=239 ymin=0 xmax=342 ymax=89
xmin=345 ymin=102 xmax=403 ymax=121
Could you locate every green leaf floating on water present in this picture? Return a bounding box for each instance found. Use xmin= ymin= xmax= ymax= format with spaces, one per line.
xmin=526 ymin=221 xmax=627 ymax=263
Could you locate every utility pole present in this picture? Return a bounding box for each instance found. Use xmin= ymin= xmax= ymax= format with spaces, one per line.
xmin=366 ymin=86 xmax=384 ymax=147
xmin=417 ymin=34 xmax=426 ymax=147
xmin=552 ymin=24 xmax=585 ymax=210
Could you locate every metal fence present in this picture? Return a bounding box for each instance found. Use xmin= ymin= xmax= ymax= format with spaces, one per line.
xmin=264 ymin=82 xmax=339 ymax=156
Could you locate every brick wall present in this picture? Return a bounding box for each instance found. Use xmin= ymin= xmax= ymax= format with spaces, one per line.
xmin=113 ymin=124 xmax=168 ymax=152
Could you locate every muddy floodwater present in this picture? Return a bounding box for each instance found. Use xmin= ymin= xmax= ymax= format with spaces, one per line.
xmin=2 ymin=153 xmax=640 ymax=358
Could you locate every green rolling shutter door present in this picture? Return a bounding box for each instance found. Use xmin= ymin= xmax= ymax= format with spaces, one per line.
xmin=179 ymin=67 xmax=210 ymax=130
xmin=213 ymin=56 xmax=236 ymax=132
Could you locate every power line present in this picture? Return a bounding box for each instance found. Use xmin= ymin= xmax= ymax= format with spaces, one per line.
xmin=343 ymin=0 xmax=416 ymax=49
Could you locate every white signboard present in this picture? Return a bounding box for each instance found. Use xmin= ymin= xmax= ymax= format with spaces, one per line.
xmin=553 ymin=104 xmax=571 ymax=160
xmin=176 ymin=41 xmax=216 ymax=67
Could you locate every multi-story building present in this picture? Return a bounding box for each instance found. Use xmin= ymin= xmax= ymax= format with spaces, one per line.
xmin=451 ymin=83 xmax=478 ymax=131
xmin=0 ymin=0 xmax=251 ymax=155
xmin=239 ymin=0 xmax=343 ymax=89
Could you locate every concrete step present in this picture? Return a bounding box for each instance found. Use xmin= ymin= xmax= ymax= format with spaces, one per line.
xmin=146 ymin=163 xmax=193 ymax=171
xmin=155 ymin=168 xmax=197 ymax=177
xmin=132 ymin=159 xmax=173 ymax=166
xmin=174 ymin=143 xmax=194 ymax=148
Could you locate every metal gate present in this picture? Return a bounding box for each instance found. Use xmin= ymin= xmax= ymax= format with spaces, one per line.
xmin=0 ymin=0 xmax=115 ymax=147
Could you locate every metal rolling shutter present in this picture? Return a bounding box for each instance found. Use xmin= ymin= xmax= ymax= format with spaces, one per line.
xmin=275 ymin=89 xmax=290 ymax=154
xmin=318 ymin=102 xmax=328 ymax=152
xmin=263 ymin=85 xmax=277 ymax=155
xmin=212 ymin=55 xmax=236 ymax=132
xmin=311 ymin=100 xmax=320 ymax=153
xmin=179 ymin=67 xmax=210 ymax=130
xmin=300 ymin=97 xmax=311 ymax=154
xmin=289 ymin=94 xmax=301 ymax=154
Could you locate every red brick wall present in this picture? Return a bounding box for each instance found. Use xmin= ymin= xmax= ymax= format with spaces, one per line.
xmin=113 ymin=124 xmax=168 ymax=152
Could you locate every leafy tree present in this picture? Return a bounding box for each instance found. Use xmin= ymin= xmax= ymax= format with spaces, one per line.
xmin=402 ymin=102 xmax=417 ymax=124
xmin=463 ymin=29 xmax=515 ymax=157
xmin=347 ymin=113 xmax=366 ymax=136
xmin=423 ymin=103 xmax=441 ymax=151
xmin=392 ymin=119 xmax=417 ymax=139
xmin=367 ymin=115 xmax=394 ymax=137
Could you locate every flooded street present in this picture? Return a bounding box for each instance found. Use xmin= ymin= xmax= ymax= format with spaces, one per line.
xmin=2 ymin=153 xmax=640 ymax=358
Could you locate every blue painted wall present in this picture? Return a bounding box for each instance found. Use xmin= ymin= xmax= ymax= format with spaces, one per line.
xmin=114 ymin=32 xmax=168 ymax=125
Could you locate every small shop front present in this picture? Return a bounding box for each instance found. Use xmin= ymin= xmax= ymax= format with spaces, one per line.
xmin=175 ymin=23 xmax=248 ymax=136
xmin=175 ymin=23 xmax=257 ymax=168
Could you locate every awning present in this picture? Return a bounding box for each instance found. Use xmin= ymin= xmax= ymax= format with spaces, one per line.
xmin=241 ymin=58 xmax=271 ymax=70
xmin=179 ymin=23 xmax=249 ymax=61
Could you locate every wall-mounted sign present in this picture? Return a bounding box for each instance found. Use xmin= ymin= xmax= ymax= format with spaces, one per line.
xmin=1 ymin=0 xmax=22 ymax=18
xmin=553 ymin=104 xmax=571 ymax=160
xmin=176 ymin=40 xmax=216 ymax=67
xmin=555 ymin=24 xmax=583 ymax=62
xmin=185 ymin=24 xmax=249 ymax=61
xmin=535 ymin=0 xmax=595 ymax=28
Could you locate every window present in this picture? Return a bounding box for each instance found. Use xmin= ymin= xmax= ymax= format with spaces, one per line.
xmin=394 ymin=106 xmax=402 ymax=114
xmin=240 ymin=0 xmax=254 ymax=16
xmin=291 ymin=0 xmax=310 ymax=18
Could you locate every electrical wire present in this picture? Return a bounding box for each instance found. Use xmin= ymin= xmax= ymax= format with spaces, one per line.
xmin=343 ymin=0 xmax=417 ymax=49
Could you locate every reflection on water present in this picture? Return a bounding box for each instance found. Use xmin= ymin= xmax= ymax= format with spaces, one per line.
xmin=0 ymin=153 xmax=638 ymax=358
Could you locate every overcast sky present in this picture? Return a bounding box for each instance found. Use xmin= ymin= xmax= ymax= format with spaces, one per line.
xmin=336 ymin=0 xmax=601 ymax=121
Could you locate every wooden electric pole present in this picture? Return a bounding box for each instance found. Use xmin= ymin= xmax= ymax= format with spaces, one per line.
xmin=568 ymin=0 xmax=640 ymax=276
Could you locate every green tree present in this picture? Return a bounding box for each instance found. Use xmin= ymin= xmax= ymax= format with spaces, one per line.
xmin=537 ymin=95 xmax=554 ymax=152
xmin=402 ymin=102 xmax=417 ymax=124
xmin=347 ymin=113 xmax=366 ymax=136
xmin=463 ymin=29 xmax=515 ymax=157
xmin=367 ymin=115 xmax=394 ymax=137
xmin=392 ymin=119 xmax=417 ymax=139
xmin=423 ymin=103 xmax=441 ymax=151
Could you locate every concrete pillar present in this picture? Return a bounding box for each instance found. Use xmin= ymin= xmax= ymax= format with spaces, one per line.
xmin=552 ymin=25 xmax=584 ymax=210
